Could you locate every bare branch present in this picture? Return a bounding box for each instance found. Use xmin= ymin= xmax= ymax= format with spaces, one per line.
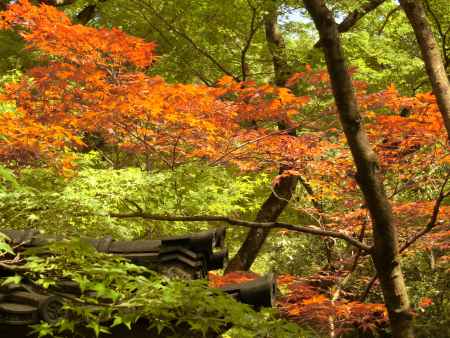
xmin=124 ymin=198 xmax=143 ymax=214
xmin=360 ymin=171 xmax=450 ymax=301
xmin=338 ymin=0 xmax=386 ymax=33
xmin=136 ymin=10 xmax=213 ymax=85
xmin=423 ymin=0 xmax=445 ymax=43
xmin=109 ymin=211 xmax=372 ymax=251
xmin=359 ymin=273 xmax=378 ymax=301
xmin=400 ymin=170 xmax=450 ymax=253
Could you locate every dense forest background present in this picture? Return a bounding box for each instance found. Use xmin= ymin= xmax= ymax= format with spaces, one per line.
xmin=0 ymin=0 xmax=449 ymax=337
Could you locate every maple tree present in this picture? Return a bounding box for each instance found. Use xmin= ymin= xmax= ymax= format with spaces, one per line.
xmin=0 ymin=1 xmax=449 ymax=337
xmin=0 ymin=0 xmax=319 ymax=174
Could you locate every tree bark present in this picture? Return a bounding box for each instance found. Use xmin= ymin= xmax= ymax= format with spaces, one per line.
xmin=302 ymin=1 xmax=414 ymax=337
xmin=400 ymin=0 xmax=450 ymax=141
xmin=225 ymin=5 xmax=298 ymax=272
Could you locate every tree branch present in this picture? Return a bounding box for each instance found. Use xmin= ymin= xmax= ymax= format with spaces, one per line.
xmin=423 ymin=0 xmax=445 ymax=43
xmin=360 ymin=171 xmax=450 ymax=301
xmin=136 ymin=9 xmax=213 ymax=85
xmin=338 ymin=0 xmax=386 ymax=33
xmin=314 ymin=0 xmax=386 ymax=48
xmin=400 ymin=170 xmax=450 ymax=253
xmin=209 ymin=124 xmax=299 ymax=166
xmin=377 ymin=5 xmax=401 ymax=35
xmin=109 ymin=211 xmax=372 ymax=251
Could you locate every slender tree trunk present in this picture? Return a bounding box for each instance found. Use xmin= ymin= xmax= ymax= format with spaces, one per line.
xmin=303 ymin=1 xmax=414 ymax=337
xmin=225 ymin=5 xmax=298 ymax=272
xmin=225 ymin=171 xmax=298 ymax=271
xmin=400 ymin=0 xmax=450 ymax=141
xmin=264 ymin=5 xmax=292 ymax=87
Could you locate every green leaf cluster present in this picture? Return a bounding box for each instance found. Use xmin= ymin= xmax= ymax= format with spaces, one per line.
xmin=0 ymin=154 xmax=268 ymax=239
xmin=1 ymin=240 xmax=309 ymax=338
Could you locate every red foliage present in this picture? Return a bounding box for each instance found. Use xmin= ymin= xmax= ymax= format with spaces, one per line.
xmin=0 ymin=0 xmax=320 ymax=173
xmin=418 ymin=297 xmax=433 ymax=309
xmin=0 ymin=3 xmax=449 ymax=333
xmin=209 ymin=272 xmax=388 ymax=336
xmin=208 ymin=271 xmax=260 ymax=288
xmin=277 ymin=274 xmax=388 ymax=336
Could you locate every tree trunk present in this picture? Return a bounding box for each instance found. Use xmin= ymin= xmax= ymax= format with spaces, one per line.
xmin=264 ymin=4 xmax=292 ymax=87
xmin=302 ymin=1 xmax=414 ymax=337
xmin=400 ymin=0 xmax=450 ymax=141
xmin=225 ymin=5 xmax=298 ymax=272
xmin=225 ymin=171 xmax=297 ymax=272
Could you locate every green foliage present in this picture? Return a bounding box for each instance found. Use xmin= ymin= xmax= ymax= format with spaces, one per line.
xmin=0 ymin=30 xmax=35 ymax=75
xmin=1 ymin=1 xmax=449 ymax=336
xmin=0 ymin=70 xmax=20 ymax=114
xmin=262 ymin=234 xmax=329 ymax=276
xmin=0 ymin=153 xmax=268 ymax=238
xmin=80 ymin=0 xmax=271 ymax=83
xmin=0 ymin=231 xmax=13 ymax=255
xmin=1 ymin=240 xmax=308 ymax=338
xmin=0 ymin=164 xmax=19 ymax=192
xmin=401 ymin=252 xmax=450 ymax=338
xmin=341 ymin=1 xmax=425 ymax=94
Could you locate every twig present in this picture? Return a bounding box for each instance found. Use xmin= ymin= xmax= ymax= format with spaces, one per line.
xmin=124 ymin=198 xmax=143 ymax=214
xmin=359 ymin=273 xmax=378 ymax=301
